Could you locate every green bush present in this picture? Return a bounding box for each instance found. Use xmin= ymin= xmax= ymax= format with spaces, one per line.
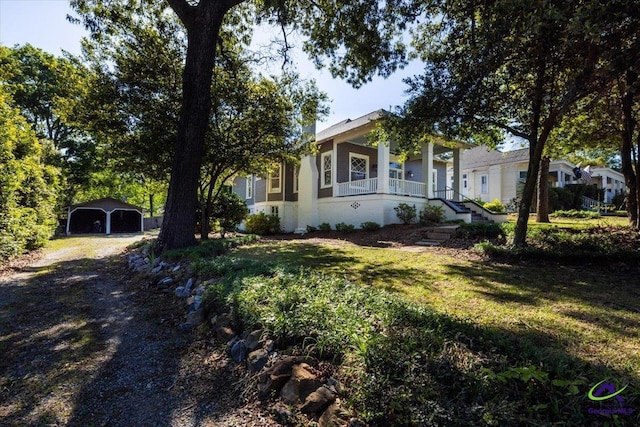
xmin=455 ymin=222 xmax=506 ymax=240
xmin=418 ymin=204 xmax=445 ymax=225
xmin=211 ymin=191 xmax=248 ymax=237
xmin=360 ymin=221 xmax=381 ymax=231
xmin=318 ymin=222 xmax=332 ymax=231
xmin=162 ymin=235 xmax=259 ymax=261
xmin=335 ymin=222 xmax=355 ymax=233
xmin=394 ymin=203 xmax=416 ymax=224
xmin=243 ymin=212 xmax=281 ymax=235
xmin=550 ymin=209 xmax=600 ymax=219
xmin=306 ymin=225 xmax=318 ymax=232
xmin=483 ymin=198 xmax=506 ymax=213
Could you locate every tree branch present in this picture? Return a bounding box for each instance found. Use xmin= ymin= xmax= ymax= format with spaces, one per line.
xmin=165 ymin=0 xmax=195 ymax=29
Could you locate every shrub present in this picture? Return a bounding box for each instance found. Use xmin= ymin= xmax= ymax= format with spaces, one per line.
xmin=335 ymin=222 xmax=355 ymax=233
xmin=211 ymin=191 xmax=248 ymax=237
xmin=455 ymin=222 xmax=506 ymax=240
xmin=550 ymin=209 xmax=599 ymax=219
xmin=244 ymin=212 xmax=281 ymax=235
xmin=360 ymin=221 xmax=381 ymax=231
xmin=306 ymin=225 xmax=318 ymax=232
xmin=318 ymin=222 xmax=332 ymax=231
xmin=418 ymin=205 xmax=445 ymax=225
xmin=394 ymin=203 xmax=416 ymax=224
xmin=483 ymin=198 xmax=506 ymax=213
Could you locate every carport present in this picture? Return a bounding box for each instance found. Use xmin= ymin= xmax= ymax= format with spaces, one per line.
xmin=66 ymin=197 xmax=144 ymax=235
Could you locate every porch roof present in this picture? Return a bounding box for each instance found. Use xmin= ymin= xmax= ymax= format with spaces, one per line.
xmin=316 ymin=109 xmax=473 ymax=153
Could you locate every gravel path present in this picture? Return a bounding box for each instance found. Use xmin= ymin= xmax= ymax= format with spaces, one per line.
xmin=0 ymin=235 xmax=279 ymax=426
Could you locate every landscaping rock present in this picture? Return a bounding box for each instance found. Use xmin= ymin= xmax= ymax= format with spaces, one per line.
xmin=247 ymin=348 xmax=269 ymax=372
xmin=172 ymin=265 xmax=181 ymax=272
xmin=319 ymin=403 xmax=351 ymax=427
xmin=280 ymin=364 xmax=322 ymax=405
xmin=244 ymin=329 xmax=264 ymax=351
xmin=230 ymin=340 xmax=247 ymax=362
xmin=258 ymin=356 xmax=296 ymax=395
xmin=217 ymin=326 xmax=235 ymax=342
xmin=348 ymin=418 xmax=366 ymax=427
xmin=158 ymin=277 xmax=173 ymax=286
xmin=301 ymin=385 xmax=337 ymax=415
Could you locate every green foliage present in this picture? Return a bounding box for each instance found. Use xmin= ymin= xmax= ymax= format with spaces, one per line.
xmin=394 ymin=203 xmax=416 ymax=225
xmin=418 ymin=204 xmax=445 ymax=225
xmin=360 ymin=221 xmax=380 ymax=231
xmin=483 ymin=199 xmax=505 ymax=213
xmin=475 ymin=225 xmax=638 ymax=262
xmin=211 ymin=191 xmax=248 ymax=237
xmin=335 ymin=222 xmax=355 ymax=233
xmin=162 ymin=235 xmax=259 ymax=262
xmin=0 ymin=87 xmax=60 ymax=261
xmin=550 ymin=209 xmax=600 ymax=219
xmin=243 ymin=212 xmax=281 ymax=235
xmin=455 ymin=223 xmax=506 ymax=241
xmin=305 ymin=225 xmax=317 ymax=232
xmin=318 ymin=222 xmax=332 ymax=231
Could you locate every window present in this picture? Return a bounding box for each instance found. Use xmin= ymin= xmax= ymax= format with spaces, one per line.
xmin=268 ymin=164 xmax=281 ymax=193
xmin=245 ymin=175 xmax=253 ymax=199
xmin=519 ymin=171 xmax=527 ymax=181
xmin=293 ymin=166 xmax=299 ymax=193
xmin=321 ymin=151 xmax=332 ymax=188
xmin=480 ymin=175 xmax=488 ymax=194
xmin=271 ymin=206 xmax=279 ymax=216
xmin=463 ymin=173 xmax=468 ymax=189
xmin=350 ymin=153 xmax=369 ymax=181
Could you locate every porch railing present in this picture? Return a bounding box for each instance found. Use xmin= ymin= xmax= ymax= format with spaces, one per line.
xmin=582 ymin=195 xmax=605 ymax=211
xmin=388 ymin=178 xmax=427 ymax=197
xmin=337 ymin=178 xmax=378 ymax=196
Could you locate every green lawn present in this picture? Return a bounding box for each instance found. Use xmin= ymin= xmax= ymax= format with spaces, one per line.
xmin=229 ymin=233 xmax=640 ymax=376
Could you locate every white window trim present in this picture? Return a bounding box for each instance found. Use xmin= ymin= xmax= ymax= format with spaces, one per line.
xmin=321 ymin=151 xmax=333 ymax=189
xmin=349 ymin=153 xmax=369 ymax=182
xmin=293 ymin=166 xmax=299 ymax=194
xmin=245 ymin=175 xmax=253 ymax=199
xmin=268 ymin=164 xmax=282 ymax=193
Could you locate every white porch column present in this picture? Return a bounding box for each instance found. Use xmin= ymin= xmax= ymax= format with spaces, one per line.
xmin=331 ymin=140 xmax=338 ymax=197
xmin=452 ymin=148 xmax=463 ymax=201
xmin=377 ymin=142 xmax=390 ymax=194
xmin=140 ymin=211 xmax=145 ymax=233
xmin=106 ymin=212 xmax=111 ymax=235
xmin=296 ymin=154 xmax=319 ymax=232
xmin=421 ymin=141 xmax=434 ymax=198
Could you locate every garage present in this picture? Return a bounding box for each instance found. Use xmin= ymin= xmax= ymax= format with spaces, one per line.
xmin=66 ymin=197 xmax=144 ymax=235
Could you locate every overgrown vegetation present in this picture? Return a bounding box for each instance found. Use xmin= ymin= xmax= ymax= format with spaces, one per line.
xmin=0 ymin=86 xmax=60 ymax=261
xmin=243 ymin=212 xmax=281 ymax=236
xmin=550 ymin=209 xmax=600 ymax=219
xmin=193 ymin=252 xmax=639 ymax=426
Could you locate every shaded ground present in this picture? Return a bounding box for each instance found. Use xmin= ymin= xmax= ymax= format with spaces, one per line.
xmin=0 ymin=235 xmax=279 ymax=426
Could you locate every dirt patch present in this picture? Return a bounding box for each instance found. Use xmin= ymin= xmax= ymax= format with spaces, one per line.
xmin=0 ymin=235 xmax=281 ymax=426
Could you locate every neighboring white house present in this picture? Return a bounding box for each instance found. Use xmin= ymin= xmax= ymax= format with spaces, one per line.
xmin=457 ymin=145 xmax=625 ymax=206
xmin=232 ymin=110 xmax=507 ymax=232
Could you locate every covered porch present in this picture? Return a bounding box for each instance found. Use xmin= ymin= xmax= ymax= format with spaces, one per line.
xmin=333 ymin=137 xmax=468 ymax=201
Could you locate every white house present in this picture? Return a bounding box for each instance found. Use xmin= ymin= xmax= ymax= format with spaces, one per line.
xmin=458 ymin=145 xmax=625 ymax=206
xmin=232 ymin=110 xmax=507 ymax=232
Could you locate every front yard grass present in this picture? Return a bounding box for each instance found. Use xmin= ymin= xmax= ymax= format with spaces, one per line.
xmin=193 ymin=218 xmax=639 ymax=424
xmin=230 ymin=240 xmax=640 ymax=374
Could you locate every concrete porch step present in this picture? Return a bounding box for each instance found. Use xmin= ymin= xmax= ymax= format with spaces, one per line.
xmin=426 ymin=232 xmax=453 ymax=240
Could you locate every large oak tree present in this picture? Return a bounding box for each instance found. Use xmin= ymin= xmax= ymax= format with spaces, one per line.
xmin=71 ymin=0 xmax=413 ymax=251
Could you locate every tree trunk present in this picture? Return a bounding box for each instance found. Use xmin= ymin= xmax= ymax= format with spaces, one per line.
xmin=200 ymin=202 xmax=210 ymax=240
xmin=149 ymin=193 xmax=155 ymax=217
xmin=536 ymin=156 xmax=550 ymax=222
xmin=157 ymin=4 xmax=226 ymax=252
xmin=620 ymin=70 xmax=638 ymax=228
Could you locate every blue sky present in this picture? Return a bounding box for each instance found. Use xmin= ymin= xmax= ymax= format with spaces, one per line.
xmin=0 ymin=0 xmax=423 ymax=128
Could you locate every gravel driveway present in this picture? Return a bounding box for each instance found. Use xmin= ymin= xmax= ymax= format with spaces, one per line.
xmin=0 ymin=234 xmax=278 ymax=426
